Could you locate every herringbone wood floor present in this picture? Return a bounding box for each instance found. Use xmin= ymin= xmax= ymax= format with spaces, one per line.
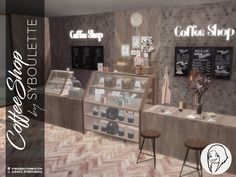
xmin=0 ymin=108 xmax=234 ymax=177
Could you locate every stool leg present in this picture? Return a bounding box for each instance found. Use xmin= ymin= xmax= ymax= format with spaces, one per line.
xmin=137 ymin=137 xmax=145 ymax=164
xmin=152 ymin=138 xmax=156 ymax=169
xmin=196 ymin=150 xmax=201 ymax=177
xmin=179 ymin=148 xmax=189 ymax=177
xmin=200 ymin=150 xmax=203 ymax=177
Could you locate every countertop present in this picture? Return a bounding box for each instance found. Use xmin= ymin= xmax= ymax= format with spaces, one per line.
xmin=144 ymin=105 xmax=236 ymax=128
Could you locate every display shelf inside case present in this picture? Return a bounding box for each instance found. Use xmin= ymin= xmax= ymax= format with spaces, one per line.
xmin=85 ymin=116 xmax=139 ymax=142
xmin=84 ymin=71 xmax=154 ymax=143
xmin=84 ymin=104 xmax=139 ymax=127
xmin=84 ymin=94 xmax=142 ymax=112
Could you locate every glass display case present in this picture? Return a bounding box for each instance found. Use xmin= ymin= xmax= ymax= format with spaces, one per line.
xmin=45 ymin=70 xmax=84 ymax=98
xmin=45 ymin=70 xmax=74 ymax=96
xmin=84 ymin=71 xmax=155 ymax=143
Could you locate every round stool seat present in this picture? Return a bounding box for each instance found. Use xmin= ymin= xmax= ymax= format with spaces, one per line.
xmin=141 ymin=130 xmax=161 ymax=138
xmin=184 ymin=139 xmax=207 ymax=150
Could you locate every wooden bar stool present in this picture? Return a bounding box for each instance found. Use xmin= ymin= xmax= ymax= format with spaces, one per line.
xmin=137 ymin=130 xmax=161 ymax=169
xmin=179 ymin=139 xmax=207 ymax=177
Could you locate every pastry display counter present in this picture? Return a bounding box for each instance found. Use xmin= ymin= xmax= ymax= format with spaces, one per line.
xmin=45 ymin=70 xmax=74 ymax=96
xmin=142 ymin=105 xmax=236 ymax=174
xmin=84 ymin=71 xmax=155 ymax=142
xmin=45 ymin=70 xmax=85 ymax=133
xmin=45 ymin=70 xmax=84 ymax=98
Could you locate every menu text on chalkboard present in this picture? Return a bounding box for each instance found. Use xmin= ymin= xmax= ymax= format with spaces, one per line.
xmin=213 ymin=47 xmax=233 ymax=80
xmin=174 ymin=46 xmax=233 ymax=79
xmin=191 ymin=47 xmax=212 ymax=76
xmin=175 ymin=47 xmax=191 ymax=76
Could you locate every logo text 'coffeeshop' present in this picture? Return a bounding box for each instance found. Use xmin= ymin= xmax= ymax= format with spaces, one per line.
xmin=174 ymin=24 xmax=235 ymax=41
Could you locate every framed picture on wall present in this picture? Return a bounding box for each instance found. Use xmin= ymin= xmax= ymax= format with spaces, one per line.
xmin=132 ymin=36 xmax=140 ymax=48
xmin=121 ymin=44 xmax=130 ymax=57
xmin=141 ymin=36 xmax=153 ymax=53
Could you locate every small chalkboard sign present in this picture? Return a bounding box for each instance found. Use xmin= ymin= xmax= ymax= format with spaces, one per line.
xmin=213 ymin=47 xmax=233 ymax=80
xmin=191 ymin=47 xmax=212 ymax=76
xmin=175 ymin=47 xmax=191 ymax=76
xmin=72 ymin=46 xmax=104 ymax=70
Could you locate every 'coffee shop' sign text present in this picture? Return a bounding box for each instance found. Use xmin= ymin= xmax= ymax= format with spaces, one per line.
xmin=69 ymin=29 xmax=104 ymax=42
xmin=174 ymin=24 xmax=235 ymax=41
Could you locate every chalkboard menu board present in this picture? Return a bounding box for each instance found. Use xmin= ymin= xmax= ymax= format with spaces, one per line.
xmin=174 ymin=46 xmax=234 ymax=79
xmin=213 ymin=47 xmax=233 ymax=80
xmin=72 ymin=46 xmax=104 ymax=70
xmin=191 ymin=47 xmax=212 ymax=76
xmin=175 ymin=47 xmax=191 ymax=76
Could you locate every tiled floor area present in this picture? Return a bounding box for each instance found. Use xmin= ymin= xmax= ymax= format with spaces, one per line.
xmin=0 ymin=107 xmax=235 ymax=177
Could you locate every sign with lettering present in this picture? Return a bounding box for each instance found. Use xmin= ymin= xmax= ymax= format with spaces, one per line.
xmin=191 ymin=47 xmax=213 ymax=76
xmin=213 ymin=47 xmax=233 ymax=80
xmin=174 ymin=24 xmax=235 ymax=41
xmin=175 ymin=47 xmax=191 ymax=76
xmin=69 ymin=29 xmax=104 ymax=42
xmin=6 ymin=15 xmax=45 ymax=176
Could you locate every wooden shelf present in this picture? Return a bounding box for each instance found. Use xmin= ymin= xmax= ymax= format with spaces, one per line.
xmin=90 ymin=84 xmax=145 ymax=94
xmin=85 ymin=113 xmax=139 ymax=127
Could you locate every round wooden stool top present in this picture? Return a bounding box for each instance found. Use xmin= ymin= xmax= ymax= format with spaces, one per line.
xmin=141 ymin=130 xmax=161 ymax=139
xmin=184 ymin=139 xmax=207 ymax=150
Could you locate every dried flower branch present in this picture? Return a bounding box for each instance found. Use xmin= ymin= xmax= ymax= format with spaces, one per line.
xmin=190 ymin=70 xmax=210 ymax=103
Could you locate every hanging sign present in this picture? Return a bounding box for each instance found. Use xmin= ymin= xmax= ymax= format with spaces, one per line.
xmin=69 ymin=29 xmax=104 ymax=42
xmin=174 ymin=24 xmax=235 ymax=41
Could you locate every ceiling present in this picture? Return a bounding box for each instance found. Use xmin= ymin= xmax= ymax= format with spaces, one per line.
xmin=0 ymin=0 xmax=232 ymax=17
xmin=45 ymin=0 xmax=231 ymax=17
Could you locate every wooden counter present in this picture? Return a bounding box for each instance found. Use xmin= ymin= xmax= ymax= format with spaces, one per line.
xmin=142 ymin=105 xmax=236 ymax=174
xmin=45 ymin=94 xmax=84 ymax=133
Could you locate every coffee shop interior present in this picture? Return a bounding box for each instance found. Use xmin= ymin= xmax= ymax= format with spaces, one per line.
xmin=1 ymin=0 xmax=236 ymax=176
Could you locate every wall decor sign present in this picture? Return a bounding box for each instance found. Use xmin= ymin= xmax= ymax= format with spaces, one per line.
xmin=174 ymin=24 xmax=235 ymax=41
xmin=69 ymin=29 xmax=104 ymax=42
xmin=132 ymin=36 xmax=141 ymax=48
xmin=213 ymin=47 xmax=233 ymax=80
xmin=175 ymin=47 xmax=191 ymax=76
xmin=121 ymin=44 xmax=130 ymax=57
